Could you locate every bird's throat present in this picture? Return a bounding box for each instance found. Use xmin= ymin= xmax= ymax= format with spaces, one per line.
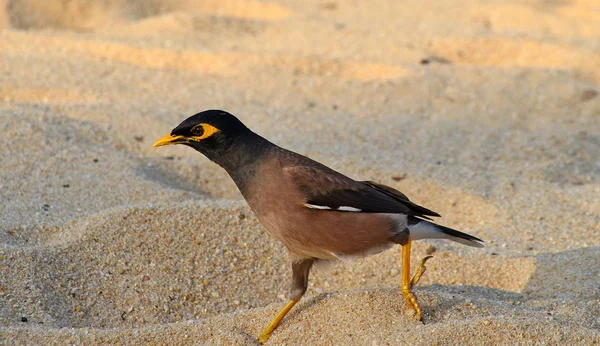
xmin=212 ymin=133 xmax=272 ymax=195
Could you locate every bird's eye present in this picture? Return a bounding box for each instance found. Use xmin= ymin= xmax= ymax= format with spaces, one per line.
xmin=190 ymin=124 xmax=205 ymax=136
xmin=189 ymin=123 xmax=221 ymax=140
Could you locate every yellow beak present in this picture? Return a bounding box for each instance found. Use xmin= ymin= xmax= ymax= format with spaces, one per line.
xmin=153 ymin=133 xmax=186 ymax=147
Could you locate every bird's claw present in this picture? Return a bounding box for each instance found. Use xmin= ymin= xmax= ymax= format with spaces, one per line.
xmin=410 ymin=255 xmax=433 ymax=289
xmin=258 ymin=331 xmax=271 ymax=344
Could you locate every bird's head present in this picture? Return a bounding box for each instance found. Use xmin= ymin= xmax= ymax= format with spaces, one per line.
xmin=153 ymin=110 xmax=252 ymax=163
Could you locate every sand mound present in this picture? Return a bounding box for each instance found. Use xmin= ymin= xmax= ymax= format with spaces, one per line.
xmin=4 ymin=0 xmax=290 ymax=31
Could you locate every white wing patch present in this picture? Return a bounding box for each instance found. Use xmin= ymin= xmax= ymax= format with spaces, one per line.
xmin=337 ymin=206 xmax=362 ymax=212
xmin=304 ymin=203 xmax=332 ymax=210
xmin=303 ymin=203 xmax=362 ymax=212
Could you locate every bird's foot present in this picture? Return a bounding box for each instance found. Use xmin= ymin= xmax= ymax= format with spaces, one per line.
xmin=410 ymin=255 xmax=433 ymax=289
xmin=258 ymin=331 xmax=272 ymax=345
xmin=402 ymin=255 xmax=433 ymax=321
xmin=401 ymin=286 xmax=423 ymax=321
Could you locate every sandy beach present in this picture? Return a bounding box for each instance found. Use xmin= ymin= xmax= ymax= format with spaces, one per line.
xmin=1 ymin=0 xmax=599 ymax=344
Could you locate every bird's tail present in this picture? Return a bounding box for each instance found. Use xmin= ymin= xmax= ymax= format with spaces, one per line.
xmin=407 ymin=216 xmax=484 ymax=248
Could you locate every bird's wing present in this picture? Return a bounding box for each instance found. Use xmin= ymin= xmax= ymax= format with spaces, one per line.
xmin=284 ymin=165 xmax=440 ymax=219
xmin=359 ymin=180 xmax=440 ymax=219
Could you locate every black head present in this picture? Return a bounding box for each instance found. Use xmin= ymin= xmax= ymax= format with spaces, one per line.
xmin=153 ymin=110 xmax=253 ymax=162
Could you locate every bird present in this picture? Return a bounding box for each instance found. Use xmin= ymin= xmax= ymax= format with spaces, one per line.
xmin=153 ymin=110 xmax=484 ymax=343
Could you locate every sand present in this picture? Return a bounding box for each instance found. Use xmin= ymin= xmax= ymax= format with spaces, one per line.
xmin=1 ymin=0 xmax=599 ymax=344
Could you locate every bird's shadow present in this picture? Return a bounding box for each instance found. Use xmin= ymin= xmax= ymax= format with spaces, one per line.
xmin=269 ymin=246 xmax=600 ymax=330
xmin=424 ymin=246 xmax=600 ymax=324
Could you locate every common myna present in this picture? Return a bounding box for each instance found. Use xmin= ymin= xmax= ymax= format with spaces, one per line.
xmin=154 ymin=110 xmax=484 ymax=343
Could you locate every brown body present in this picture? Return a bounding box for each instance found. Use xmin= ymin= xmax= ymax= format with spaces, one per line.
xmin=243 ymin=149 xmax=400 ymax=261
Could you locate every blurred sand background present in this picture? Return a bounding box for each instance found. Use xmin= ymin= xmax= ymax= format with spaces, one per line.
xmin=1 ymin=0 xmax=599 ymax=344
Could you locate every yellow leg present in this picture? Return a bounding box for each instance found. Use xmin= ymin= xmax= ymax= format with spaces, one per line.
xmin=401 ymin=238 xmax=433 ymax=321
xmin=258 ymin=299 xmax=299 ymax=344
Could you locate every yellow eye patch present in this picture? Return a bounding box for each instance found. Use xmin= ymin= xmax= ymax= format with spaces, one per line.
xmin=190 ymin=123 xmax=220 ymax=141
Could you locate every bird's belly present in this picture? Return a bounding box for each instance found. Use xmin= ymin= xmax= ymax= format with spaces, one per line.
xmin=251 ymin=205 xmax=397 ymax=260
